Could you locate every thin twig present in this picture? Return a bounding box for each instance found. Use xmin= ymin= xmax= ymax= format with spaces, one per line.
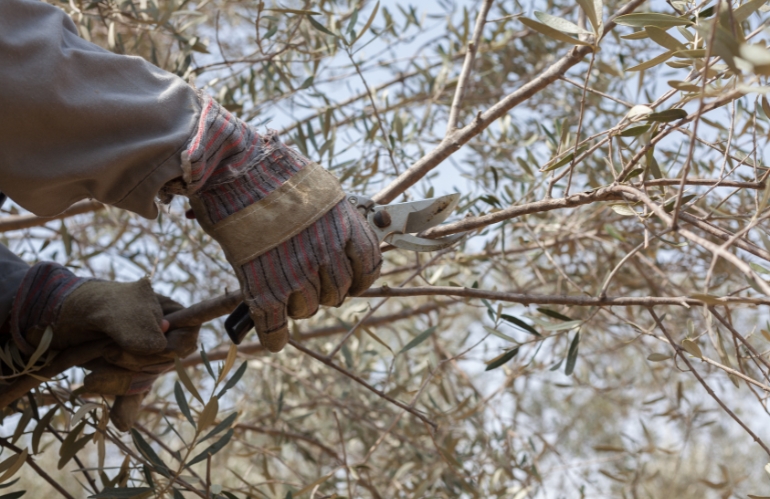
xmin=446 ymin=0 xmax=494 ymax=132
xmin=670 ymin=3 xmax=722 ymax=229
xmin=288 ymin=339 xmax=437 ymax=429
xmin=649 ymin=309 xmax=770 ymax=457
xmin=373 ymin=0 xmax=646 ymax=204
xmin=0 ymin=437 xmax=76 ymax=499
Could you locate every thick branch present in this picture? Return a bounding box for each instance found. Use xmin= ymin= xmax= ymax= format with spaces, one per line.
xmin=182 ymin=300 xmax=451 ymax=366
xmin=361 ymin=286 xmax=770 ymax=307
xmin=423 ymin=186 xmax=624 ymax=238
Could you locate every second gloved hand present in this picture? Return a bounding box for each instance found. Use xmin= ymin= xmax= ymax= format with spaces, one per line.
xmin=163 ymin=94 xmax=382 ymax=352
xmin=10 ymin=262 xmax=199 ymax=430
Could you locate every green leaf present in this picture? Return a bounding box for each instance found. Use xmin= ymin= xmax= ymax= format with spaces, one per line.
xmin=0 ymin=479 xmax=20 ymax=490
xmin=201 ymin=412 xmax=238 ymax=442
xmin=200 ymin=347 xmax=215 ymax=379
xmin=174 ymin=356 xmax=202 ymax=403
xmin=533 ymin=12 xmax=592 ymax=35
xmin=645 ymin=26 xmax=686 ymax=51
xmin=308 ymin=16 xmax=338 ymax=38
xmin=604 ymin=224 xmax=626 ymax=242
xmin=619 ymin=124 xmax=650 ymax=137
xmin=299 ymin=76 xmax=314 ymax=89
xmin=565 ymin=332 xmax=580 ymax=375
xmin=681 ymin=339 xmax=703 ymax=359
xmin=500 ymin=314 xmax=541 ymax=337
xmin=519 ymin=17 xmax=592 ymax=46
xmin=399 ymin=326 xmax=437 ymax=354
xmin=542 ymin=152 xmax=574 ymax=171
xmin=485 ymin=348 xmax=520 ymax=371
xmin=673 ymin=49 xmax=706 ymax=58
xmin=58 ymin=434 xmax=91 ymax=470
xmin=544 ymin=320 xmax=583 ymax=332
xmin=353 ymin=1 xmax=379 ymax=45
xmin=751 ymin=262 xmax=770 ymax=275
xmin=537 ymin=308 xmax=573 ymax=321
xmin=576 ymin=0 xmax=602 ymax=32
xmin=734 ymin=0 xmax=767 ymax=22
xmin=88 ymin=488 xmax=154 ymax=499
xmin=187 ymin=429 xmax=234 ymax=467
xmin=647 ymin=353 xmax=672 ymax=362
xmin=621 ymin=30 xmax=649 ymax=39
xmin=174 ymin=382 xmax=195 ymax=428
xmin=25 ymin=326 xmax=52 ymax=370
xmin=647 ymin=151 xmax=663 ymax=179
xmin=218 ymin=361 xmax=248 ymax=399
xmin=663 ymin=194 xmax=696 ymax=212
xmin=130 ymin=429 xmax=169 ymax=474
xmin=647 ymin=108 xmax=688 ymax=122
xmin=668 ymin=80 xmax=701 ymax=92
xmin=264 ymin=8 xmax=320 ymax=16
xmin=32 ymin=406 xmax=58 ymax=455
xmin=611 ymin=204 xmax=639 ymax=216
xmin=483 ymin=326 xmax=518 ymax=343
xmin=614 ymin=13 xmax=693 ymax=28
xmin=626 ymin=50 xmax=675 ymax=72
xmin=0 ymin=492 xmax=25 ymax=499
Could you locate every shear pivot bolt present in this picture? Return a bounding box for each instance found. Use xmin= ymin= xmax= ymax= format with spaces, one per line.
xmin=373 ymin=210 xmax=391 ymax=228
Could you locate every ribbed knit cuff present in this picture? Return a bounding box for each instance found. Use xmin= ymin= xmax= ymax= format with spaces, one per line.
xmin=10 ymin=262 xmax=88 ymax=355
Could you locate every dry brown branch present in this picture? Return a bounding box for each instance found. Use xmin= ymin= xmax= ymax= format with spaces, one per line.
xmin=0 ymin=200 xmax=104 ymax=233
xmin=373 ymin=0 xmax=646 ymax=204
xmin=182 ymin=300 xmax=451 ymax=366
xmin=360 ymin=286 xmax=770 ymax=307
xmin=640 ymin=179 xmax=765 ymax=189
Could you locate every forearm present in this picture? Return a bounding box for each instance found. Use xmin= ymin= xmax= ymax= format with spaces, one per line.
xmin=0 ymin=0 xmax=199 ymax=219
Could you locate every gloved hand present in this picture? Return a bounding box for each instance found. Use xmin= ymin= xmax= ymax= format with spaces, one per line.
xmin=80 ymin=295 xmax=199 ymax=430
xmin=161 ymin=94 xmax=382 ymax=352
xmin=10 ymin=262 xmax=199 ymax=430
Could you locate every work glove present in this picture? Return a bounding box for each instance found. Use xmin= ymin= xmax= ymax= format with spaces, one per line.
xmin=162 ymin=94 xmax=382 ymax=352
xmin=10 ymin=262 xmax=199 ymax=430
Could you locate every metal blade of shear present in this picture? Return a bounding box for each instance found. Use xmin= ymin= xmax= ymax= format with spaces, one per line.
xmin=385 ymin=232 xmax=465 ymax=252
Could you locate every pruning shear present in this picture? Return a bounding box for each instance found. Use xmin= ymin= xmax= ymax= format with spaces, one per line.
xmin=224 ymin=193 xmax=465 ymax=344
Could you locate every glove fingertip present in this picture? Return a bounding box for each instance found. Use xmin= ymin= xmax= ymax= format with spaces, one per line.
xmin=257 ymin=325 xmax=289 ymax=353
xmin=110 ymin=394 xmax=145 ymax=432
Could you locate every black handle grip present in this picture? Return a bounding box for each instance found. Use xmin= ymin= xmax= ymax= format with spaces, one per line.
xmin=224 ymin=302 xmax=254 ymax=344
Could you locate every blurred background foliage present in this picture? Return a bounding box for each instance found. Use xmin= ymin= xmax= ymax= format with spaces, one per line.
xmin=3 ymin=0 xmax=770 ymax=497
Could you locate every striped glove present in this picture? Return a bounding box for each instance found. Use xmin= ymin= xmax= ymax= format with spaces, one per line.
xmin=163 ymin=94 xmax=382 ymax=352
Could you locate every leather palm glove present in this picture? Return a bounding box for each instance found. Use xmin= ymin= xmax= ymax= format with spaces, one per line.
xmin=162 ymin=94 xmax=382 ymax=352
xmin=81 ymin=295 xmax=199 ymax=431
xmin=10 ymin=262 xmax=199 ymax=430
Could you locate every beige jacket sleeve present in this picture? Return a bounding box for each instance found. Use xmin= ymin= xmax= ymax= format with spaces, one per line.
xmin=0 ymin=0 xmax=200 ymax=219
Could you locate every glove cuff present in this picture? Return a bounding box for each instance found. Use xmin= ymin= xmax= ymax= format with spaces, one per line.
xmin=10 ymin=262 xmax=89 ymax=355
xmin=161 ymin=93 xmax=307 ymax=219
xmin=190 ymin=161 xmax=345 ymax=266
xmin=168 ymin=93 xmax=346 ymax=266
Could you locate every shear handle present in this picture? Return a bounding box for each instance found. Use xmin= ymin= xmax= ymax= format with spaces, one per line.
xmin=224 ymin=302 xmax=254 ymax=345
